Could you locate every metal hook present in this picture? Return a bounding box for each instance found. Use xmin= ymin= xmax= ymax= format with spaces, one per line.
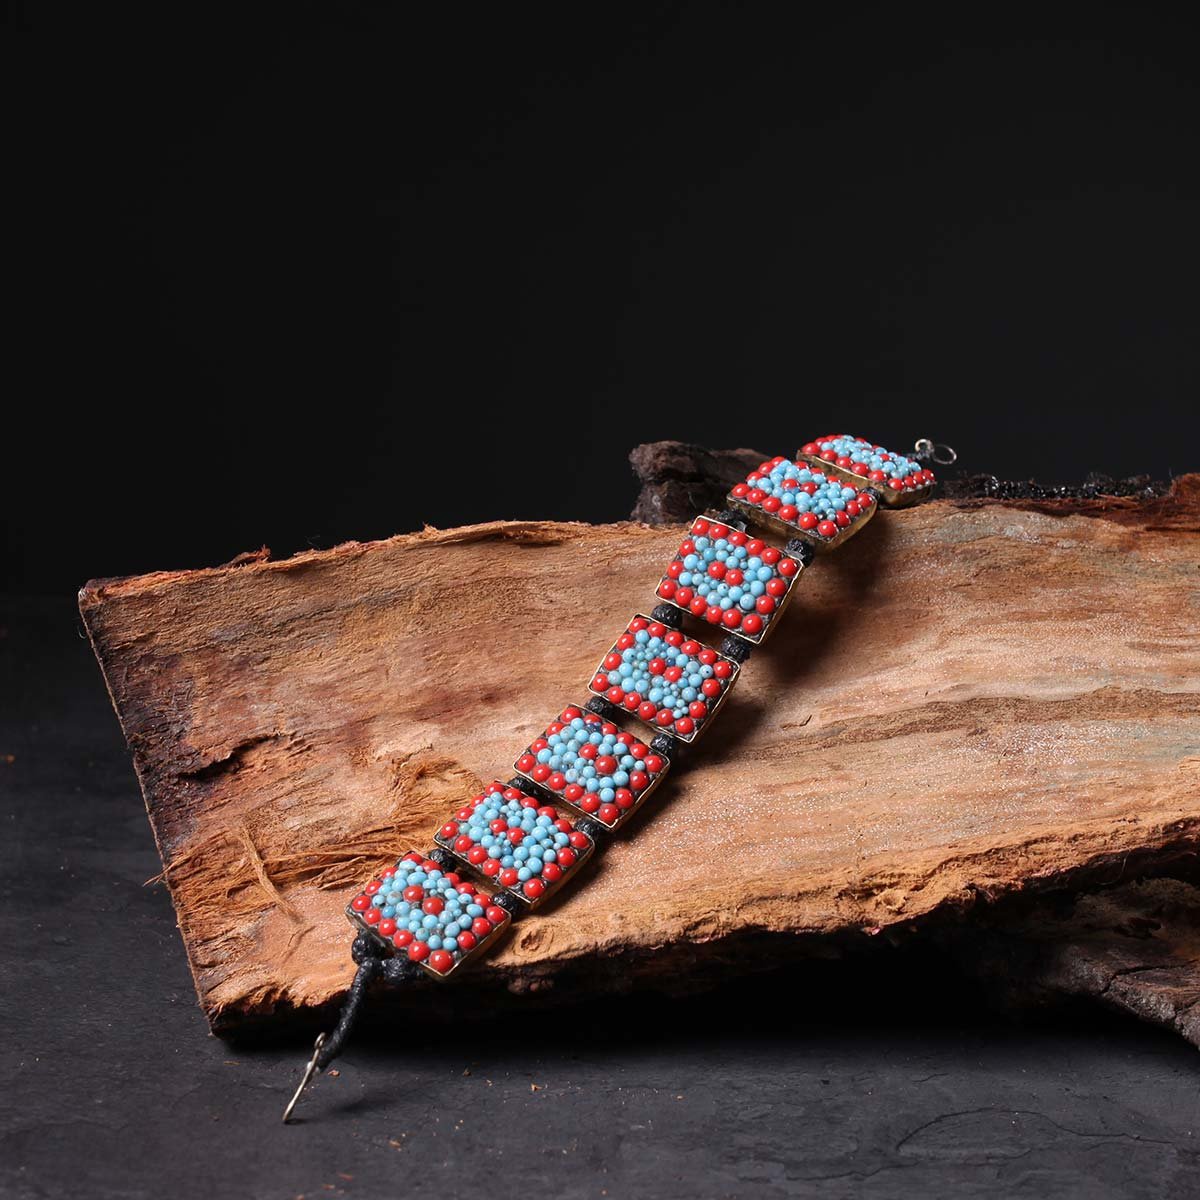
xmin=282 ymin=1032 xmax=326 ymax=1124
xmin=913 ymin=438 xmax=958 ymax=466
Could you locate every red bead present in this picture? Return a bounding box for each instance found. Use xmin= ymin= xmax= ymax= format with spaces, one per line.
xmin=440 ymin=822 xmax=457 ymax=839
xmin=845 ymin=501 xmax=860 ymax=517
xmin=710 ymin=524 xmax=728 ymax=539
xmin=485 ymin=906 xmax=508 ymax=925
xmin=472 ymin=917 xmax=493 ymax=937
xmin=702 ymin=679 xmax=722 ymax=698
xmin=835 ymin=510 xmax=850 ymax=527
xmin=644 ymin=754 xmax=664 ymax=773
xmin=665 ymin=629 xmax=683 ymax=646
xmin=674 ymin=717 xmax=695 ymax=735
xmin=541 ymin=862 xmax=563 ymax=883
xmin=675 ymin=586 xmax=694 ymax=606
xmin=657 ymin=580 xmax=677 ymax=599
xmin=630 ymin=617 xmax=648 ymax=631
xmin=454 ymin=835 xmax=472 ymax=853
xmin=721 ymin=609 xmax=741 ymax=628
xmin=622 ymin=693 xmax=641 ymax=711
xmin=579 ymin=794 xmax=600 ymax=813
xmin=547 ymin=772 xmax=566 ymax=791
xmin=457 ymin=882 xmax=477 ymax=895
xmin=351 ymin=895 xmax=369 ymax=912
xmin=516 ymin=753 xmax=535 ymax=772
xmin=779 ymin=505 xmax=798 ymax=521
xmin=868 ymin=469 xmax=886 ymax=482
xmin=393 ymin=929 xmax=413 ymax=948
xmin=557 ymin=847 xmax=578 ymax=869
xmin=705 ymin=605 xmax=722 ymax=624
xmin=422 ymin=896 xmax=444 ymax=915
xmin=639 ymin=701 xmax=658 ymax=722
xmin=725 ymin=568 xmax=744 ymax=587
xmin=429 ymin=950 xmax=453 ymax=974
xmin=481 ymin=858 xmax=500 ymax=876
xmin=378 ymin=918 xmax=397 ymax=937
xmin=761 ymin=547 xmax=781 ymax=565
xmin=614 ymin=787 xmax=635 ymax=809
xmin=747 ymin=488 xmax=766 ymax=503
xmin=689 ymin=596 xmax=707 ymax=616
xmin=629 ymin=771 xmax=649 ymax=790
xmin=500 ymin=867 xmax=519 ymax=887
xmin=762 ymin=496 xmax=781 ymax=513
xmin=692 ymin=518 xmax=710 ymax=535
xmin=820 ymin=450 xmax=837 ymax=462
xmin=889 ymin=477 xmax=905 ymax=490
xmin=362 ymin=907 xmax=380 ymax=924
xmin=800 ymin=481 xmax=818 ymax=495
xmin=742 ymin=613 xmax=764 ymax=635
xmin=564 ymin=784 xmax=584 ymax=802
xmin=364 ymin=879 xmax=381 ymax=894
xmin=798 ymin=513 xmax=818 ymax=530
xmin=562 ymin=706 xmax=582 ymax=720
xmin=596 ymin=755 xmax=617 ymax=775
xmin=801 ymin=442 xmax=819 ymax=454
xmin=817 ymin=520 xmax=837 ymax=538
xmin=523 ymin=878 xmax=546 ymax=900
xmin=467 ymin=845 xmax=487 ymax=865
xmin=568 ymin=830 xmax=590 ymax=848
xmin=731 ymin=482 xmax=749 ymax=497
xmin=713 ymin=661 xmax=733 ymax=679
xmin=532 ymin=764 xmax=551 ymax=782
xmin=747 ymin=539 xmax=764 ymax=555
xmin=598 ymin=803 xmax=621 ymax=824
xmin=655 ymin=709 xmax=674 ymax=727
xmin=403 ymin=885 xmax=423 ymax=903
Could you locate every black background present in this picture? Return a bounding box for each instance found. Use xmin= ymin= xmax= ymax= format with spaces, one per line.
xmin=5 ymin=7 xmax=1200 ymax=1196
xmin=6 ymin=3 xmax=1200 ymax=594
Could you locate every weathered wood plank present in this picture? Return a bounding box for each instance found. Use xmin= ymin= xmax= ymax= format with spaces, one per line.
xmin=79 ymin=474 xmax=1200 ymax=1032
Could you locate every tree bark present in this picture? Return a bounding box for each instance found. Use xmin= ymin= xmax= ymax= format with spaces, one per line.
xmin=79 ymin=460 xmax=1200 ymax=1035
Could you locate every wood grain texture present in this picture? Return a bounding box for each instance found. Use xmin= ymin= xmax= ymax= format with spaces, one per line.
xmin=79 ymin=477 xmax=1200 ymax=1031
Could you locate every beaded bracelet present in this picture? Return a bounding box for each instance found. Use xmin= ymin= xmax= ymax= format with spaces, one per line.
xmin=283 ymin=433 xmax=947 ymax=1121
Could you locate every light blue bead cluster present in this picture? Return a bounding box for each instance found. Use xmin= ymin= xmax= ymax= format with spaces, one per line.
xmin=748 ymin=460 xmax=860 ymax=520
xmin=457 ymin=795 xmax=572 ymax=880
xmin=538 ymin=717 xmax=640 ymax=798
xmin=604 ymin=630 xmax=714 ymax=715
xmin=369 ymin=866 xmax=481 ymax=957
xmin=677 ymin=535 xmax=779 ymax=610
xmin=815 ymin=435 xmax=922 ymax=479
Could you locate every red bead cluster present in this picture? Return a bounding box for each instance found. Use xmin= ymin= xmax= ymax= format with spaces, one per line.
xmin=655 ymin=516 xmax=801 ymax=639
xmin=436 ymin=781 xmax=592 ymax=903
xmin=799 ymin=436 xmax=935 ymax=493
xmin=348 ymin=851 xmax=509 ymax=975
xmin=588 ymin=615 xmax=736 ymax=740
xmin=514 ymin=706 xmax=667 ymax=828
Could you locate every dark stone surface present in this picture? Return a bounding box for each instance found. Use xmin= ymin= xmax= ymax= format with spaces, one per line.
xmin=3 ymin=596 xmax=1199 ymax=1199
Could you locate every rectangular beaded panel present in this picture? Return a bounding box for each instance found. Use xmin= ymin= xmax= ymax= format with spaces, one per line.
xmin=346 ymin=850 xmax=512 ymax=978
xmin=654 ymin=515 xmax=804 ymax=643
xmin=795 ymin=434 xmax=935 ymax=508
xmin=514 ymin=704 xmax=669 ymax=830
xmin=727 ymin=456 xmax=877 ymax=550
xmin=434 ymin=781 xmax=595 ymax=907
xmin=588 ymin=614 xmax=740 ymax=742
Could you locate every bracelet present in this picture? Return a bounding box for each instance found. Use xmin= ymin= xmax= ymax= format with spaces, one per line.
xmin=284 ymin=433 xmax=942 ymax=1120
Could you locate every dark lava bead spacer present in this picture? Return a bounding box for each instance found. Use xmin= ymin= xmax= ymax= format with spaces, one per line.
xmin=488 ymin=891 xmax=523 ymax=919
xmin=720 ymin=635 xmax=754 ymax=664
xmin=585 ymin=696 xmax=622 ymax=722
xmin=783 ymin=539 xmax=816 ymax=568
xmin=573 ymin=816 xmax=607 ymax=841
xmin=712 ymin=509 xmax=748 ymax=530
xmin=650 ymin=603 xmax=683 ymax=629
xmin=428 ymin=846 xmax=457 ymax=872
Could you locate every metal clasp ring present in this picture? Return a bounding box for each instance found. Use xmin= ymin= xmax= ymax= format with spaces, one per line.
xmin=913 ymin=438 xmax=958 ymax=466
